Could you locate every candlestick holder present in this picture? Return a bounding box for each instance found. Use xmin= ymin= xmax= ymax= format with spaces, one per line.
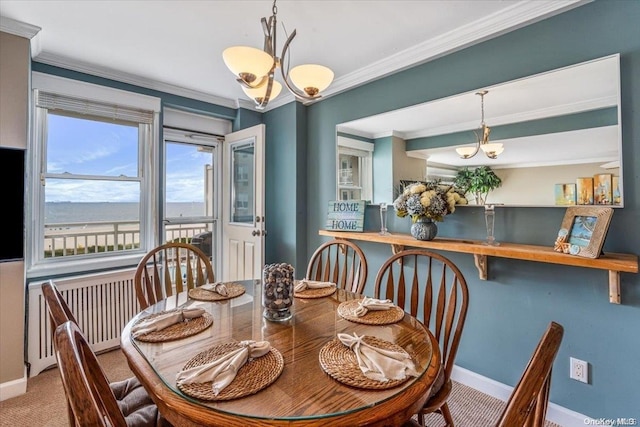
xmin=379 ymin=202 xmax=388 ymax=235
xmin=483 ymin=204 xmax=499 ymax=246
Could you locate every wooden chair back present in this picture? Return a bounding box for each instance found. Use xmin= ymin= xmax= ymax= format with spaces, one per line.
xmin=496 ymin=321 xmax=564 ymax=427
xmin=134 ymin=242 xmax=215 ymax=309
xmin=42 ymin=280 xmax=80 ymax=427
xmin=42 ymin=279 xmax=78 ymax=329
xmin=54 ymin=321 xmax=128 ymax=427
xmin=374 ymin=249 xmax=469 ymax=426
xmin=306 ymin=239 xmax=368 ymax=294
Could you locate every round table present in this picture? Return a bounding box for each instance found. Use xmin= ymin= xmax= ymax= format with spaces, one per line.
xmin=120 ymin=280 xmax=441 ymax=426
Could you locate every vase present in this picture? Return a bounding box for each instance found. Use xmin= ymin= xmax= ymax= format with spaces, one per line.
xmin=410 ymin=217 xmax=438 ymax=241
xmin=262 ymin=263 xmax=294 ymax=322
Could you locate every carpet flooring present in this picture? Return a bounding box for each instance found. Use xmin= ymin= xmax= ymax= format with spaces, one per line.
xmin=0 ymin=348 xmax=561 ymax=426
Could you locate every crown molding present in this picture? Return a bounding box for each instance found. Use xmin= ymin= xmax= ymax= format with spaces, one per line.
xmin=0 ymin=16 xmax=41 ymax=39
xmin=314 ymin=0 xmax=591 ymax=103
xmin=33 ymin=51 xmax=239 ymax=109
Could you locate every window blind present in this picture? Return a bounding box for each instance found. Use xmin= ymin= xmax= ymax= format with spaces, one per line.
xmin=36 ymin=91 xmax=155 ymax=124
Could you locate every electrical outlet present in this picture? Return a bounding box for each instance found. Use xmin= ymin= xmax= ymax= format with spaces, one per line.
xmin=570 ymin=357 xmax=589 ymax=383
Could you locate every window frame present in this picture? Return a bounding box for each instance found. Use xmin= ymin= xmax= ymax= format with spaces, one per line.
xmin=27 ymin=73 xmax=161 ymax=278
xmin=336 ymin=135 xmax=373 ymax=202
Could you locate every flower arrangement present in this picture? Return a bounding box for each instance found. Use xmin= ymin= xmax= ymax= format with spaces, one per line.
xmin=393 ymin=181 xmax=467 ymax=222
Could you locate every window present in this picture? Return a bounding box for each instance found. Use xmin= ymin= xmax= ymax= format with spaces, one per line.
xmin=336 ymin=136 xmax=373 ymax=202
xmin=29 ymin=73 xmax=160 ymax=276
xmin=161 ymin=108 xmax=231 ymax=276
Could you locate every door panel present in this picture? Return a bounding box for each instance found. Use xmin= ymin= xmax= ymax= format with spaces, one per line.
xmin=222 ymin=124 xmax=265 ymax=281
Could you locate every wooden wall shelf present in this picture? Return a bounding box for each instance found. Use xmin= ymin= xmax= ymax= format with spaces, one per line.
xmin=319 ymin=230 xmax=638 ymax=304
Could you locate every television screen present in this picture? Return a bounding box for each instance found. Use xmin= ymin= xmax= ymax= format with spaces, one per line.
xmin=0 ymin=147 xmax=25 ymax=261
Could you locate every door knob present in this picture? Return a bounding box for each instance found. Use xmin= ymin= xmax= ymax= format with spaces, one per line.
xmin=252 ymin=230 xmax=259 ymax=236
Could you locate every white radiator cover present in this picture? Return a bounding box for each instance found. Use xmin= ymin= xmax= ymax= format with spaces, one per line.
xmin=27 ymin=268 xmax=140 ymax=377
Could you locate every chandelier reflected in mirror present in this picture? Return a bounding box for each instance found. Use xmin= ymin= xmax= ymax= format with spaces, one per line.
xmin=222 ymin=0 xmax=334 ymax=110
xmin=456 ymin=90 xmax=504 ymax=160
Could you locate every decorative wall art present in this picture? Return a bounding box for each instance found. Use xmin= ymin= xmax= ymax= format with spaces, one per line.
xmin=594 ymin=173 xmax=612 ymax=205
xmin=576 ymin=177 xmax=594 ymax=205
xmin=555 ymin=183 xmax=576 ymax=206
xmin=553 ymin=206 xmax=613 ymax=258
xmin=612 ymin=176 xmax=621 ymax=205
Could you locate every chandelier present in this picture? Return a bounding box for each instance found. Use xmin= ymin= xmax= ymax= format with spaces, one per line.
xmin=456 ymin=90 xmax=504 ymax=160
xmin=222 ymin=0 xmax=334 ymax=110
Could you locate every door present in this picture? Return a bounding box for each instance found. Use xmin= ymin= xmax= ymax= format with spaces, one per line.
xmin=222 ymin=124 xmax=265 ymax=281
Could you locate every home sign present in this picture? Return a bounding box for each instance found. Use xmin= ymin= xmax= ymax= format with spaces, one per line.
xmin=325 ymin=200 xmax=365 ymax=232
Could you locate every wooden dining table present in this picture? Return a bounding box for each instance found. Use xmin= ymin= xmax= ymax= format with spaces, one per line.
xmin=120 ymin=280 xmax=442 ymax=427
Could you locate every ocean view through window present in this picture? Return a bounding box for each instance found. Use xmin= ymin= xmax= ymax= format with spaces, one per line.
xmin=29 ymin=73 xmax=161 ymax=275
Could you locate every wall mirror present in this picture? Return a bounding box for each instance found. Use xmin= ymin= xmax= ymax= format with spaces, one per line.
xmin=335 ymin=54 xmax=622 ymax=207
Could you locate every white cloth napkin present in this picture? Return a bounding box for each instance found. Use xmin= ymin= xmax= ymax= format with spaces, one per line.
xmin=294 ymin=279 xmax=336 ymax=293
xmin=131 ymin=308 xmax=205 ymax=338
xmin=354 ymin=296 xmax=395 ymax=317
xmin=338 ymin=332 xmax=418 ymax=382
xmin=176 ymin=340 xmax=271 ymax=396
xmin=201 ymin=282 xmax=229 ymax=296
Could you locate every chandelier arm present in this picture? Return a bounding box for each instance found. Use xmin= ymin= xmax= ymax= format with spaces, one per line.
xmin=236 ymin=75 xmax=270 ymax=90
xmin=256 ymin=68 xmax=277 ymax=110
xmin=279 ymin=29 xmax=320 ymax=101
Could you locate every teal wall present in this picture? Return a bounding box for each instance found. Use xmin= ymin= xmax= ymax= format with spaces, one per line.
xmin=299 ymin=0 xmax=640 ymax=419
xmin=372 ymin=136 xmax=393 ymax=203
xmin=263 ymin=101 xmax=308 ymax=273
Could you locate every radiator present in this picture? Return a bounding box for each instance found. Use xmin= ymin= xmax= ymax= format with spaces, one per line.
xmin=27 ymin=268 xmax=140 ymax=377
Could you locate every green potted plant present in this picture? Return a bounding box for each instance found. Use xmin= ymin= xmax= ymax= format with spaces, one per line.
xmin=454 ymin=166 xmax=502 ymax=205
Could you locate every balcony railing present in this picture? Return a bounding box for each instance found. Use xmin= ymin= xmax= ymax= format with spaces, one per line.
xmin=44 ymin=221 xmax=208 ymax=258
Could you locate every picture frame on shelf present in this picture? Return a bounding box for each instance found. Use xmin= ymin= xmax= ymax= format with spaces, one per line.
xmin=555 ymin=183 xmax=576 ymax=206
xmin=553 ymin=206 xmax=613 ymax=258
xmin=594 ymin=173 xmax=612 ymax=205
xmin=576 ymin=177 xmax=594 ymax=205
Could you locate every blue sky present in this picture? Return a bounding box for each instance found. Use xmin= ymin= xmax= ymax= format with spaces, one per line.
xmin=46 ymin=114 xmax=212 ymax=203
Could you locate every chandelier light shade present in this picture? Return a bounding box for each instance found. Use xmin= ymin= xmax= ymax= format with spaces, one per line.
xmin=222 ymin=0 xmax=334 ymax=109
xmin=222 ymin=46 xmax=274 ymax=85
xmin=242 ymin=79 xmax=283 ymax=104
xmin=289 ymin=64 xmax=334 ymax=97
xmin=456 ymin=90 xmax=504 ymax=160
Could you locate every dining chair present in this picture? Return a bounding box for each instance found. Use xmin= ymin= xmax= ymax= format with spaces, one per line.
xmin=496 ymin=321 xmax=564 ymax=427
xmin=54 ymin=320 xmax=171 ymax=427
xmin=306 ymin=238 xmax=368 ymax=294
xmin=373 ymin=249 xmax=469 ymax=427
xmin=42 ymin=280 xmax=171 ymax=427
xmin=134 ymin=241 xmax=215 ymax=310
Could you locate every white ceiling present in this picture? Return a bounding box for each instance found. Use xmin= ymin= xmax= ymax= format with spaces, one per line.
xmin=0 ymin=0 xmax=589 ymax=111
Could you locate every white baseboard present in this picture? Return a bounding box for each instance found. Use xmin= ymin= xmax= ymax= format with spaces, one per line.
xmin=0 ymin=369 xmax=27 ymax=402
xmin=451 ymin=365 xmax=592 ymax=427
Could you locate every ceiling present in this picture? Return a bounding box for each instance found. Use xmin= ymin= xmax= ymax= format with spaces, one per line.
xmin=0 ymin=0 xmax=589 ymax=111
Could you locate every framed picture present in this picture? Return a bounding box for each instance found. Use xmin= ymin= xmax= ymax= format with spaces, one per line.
xmin=576 ymin=177 xmax=594 ymax=205
xmin=553 ymin=206 xmax=613 ymax=258
xmin=555 ymin=183 xmax=576 ymax=205
xmin=612 ymin=176 xmax=622 ymax=205
xmin=593 ymin=173 xmax=612 ymax=205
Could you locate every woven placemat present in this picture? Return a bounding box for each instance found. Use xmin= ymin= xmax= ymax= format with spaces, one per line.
xmin=133 ymin=311 xmax=214 ymax=343
xmin=188 ymin=282 xmax=246 ymax=301
xmin=177 ymin=342 xmax=284 ymax=401
xmin=337 ymin=300 xmax=405 ymax=325
xmin=319 ymin=336 xmax=413 ymax=390
xmin=294 ymin=285 xmax=337 ymax=299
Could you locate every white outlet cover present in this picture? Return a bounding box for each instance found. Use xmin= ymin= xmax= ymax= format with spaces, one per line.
xmin=570 ymin=357 xmax=589 ymax=383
